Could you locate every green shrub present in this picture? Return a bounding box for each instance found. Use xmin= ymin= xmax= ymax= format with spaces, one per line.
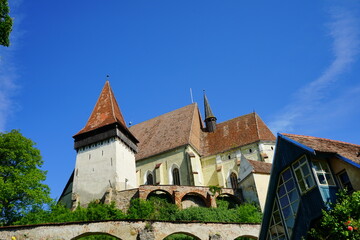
xmin=307 ymin=190 xmax=360 ymax=240
xmin=16 ymin=197 xmax=261 ymax=225
xmin=127 ymin=198 xmax=155 ymax=219
xmin=164 ymin=233 xmax=197 ymax=240
xmin=15 ymin=201 xmax=125 ymax=225
xmin=77 ymin=234 xmax=119 ymax=240
xmin=174 ymin=202 xmax=261 ymax=223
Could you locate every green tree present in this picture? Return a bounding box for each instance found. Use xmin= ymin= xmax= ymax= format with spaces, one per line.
xmin=307 ymin=190 xmax=360 ymax=240
xmin=0 ymin=130 xmax=51 ymax=225
xmin=0 ymin=0 xmax=12 ymax=47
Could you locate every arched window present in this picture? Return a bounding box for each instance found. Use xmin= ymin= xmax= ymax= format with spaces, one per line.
xmin=173 ymin=168 xmax=180 ymax=185
xmin=146 ymin=172 xmax=154 ymax=185
xmin=230 ymin=172 xmax=238 ymax=189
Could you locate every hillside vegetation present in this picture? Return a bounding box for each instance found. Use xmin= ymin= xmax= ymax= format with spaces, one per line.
xmin=16 ymin=197 xmax=262 ymax=225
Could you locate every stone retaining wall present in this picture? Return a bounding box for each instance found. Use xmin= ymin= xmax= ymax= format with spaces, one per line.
xmin=0 ymin=220 xmax=260 ymax=240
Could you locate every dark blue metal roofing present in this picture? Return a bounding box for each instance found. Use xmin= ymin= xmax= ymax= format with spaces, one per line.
xmin=279 ymin=133 xmax=315 ymax=155
xmin=335 ymin=153 xmax=360 ymax=169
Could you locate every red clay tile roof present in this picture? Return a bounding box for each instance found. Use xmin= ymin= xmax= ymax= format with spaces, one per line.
xmin=74 ymin=83 xmax=276 ymax=162
xmin=202 ymin=113 xmax=276 ymax=157
xmin=131 ymin=107 xmax=275 ymax=161
xmin=248 ymin=159 xmax=272 ymax=174
xmin=74 ymin=81 xmax=127 ymax=137
xmin=283 ymin=134 xmax=360 ymax=165
xmin=129 ymin=103 xmax=202 ymax=161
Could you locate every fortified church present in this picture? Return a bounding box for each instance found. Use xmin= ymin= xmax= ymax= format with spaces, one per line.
xmin=59 ymin=81 xmax=276 ymax=211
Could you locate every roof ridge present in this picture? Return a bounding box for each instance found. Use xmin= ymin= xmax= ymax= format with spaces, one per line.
xmin=282 ymin=133 xmax=360 ymax=147
xmin=187 ymin=103 xmax=197 ymax=145
xmin=130 ymin=103 xmax=197 ymax=128
xmin=254 ymin=112 xmax=260 ymax=140
xmin=215 ymin=112 xmax=258 ymax=126
xmin=108 ymin=82 xmax=117 ymax=123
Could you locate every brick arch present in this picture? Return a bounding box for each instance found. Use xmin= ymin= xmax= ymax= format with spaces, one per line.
xmin=178 ymin=191 xmax=208 ymax=202
xmin=147 ymin=189 xmax=174 ymax=203
xmin=216 ymin=193 xmax=242 ymax=206
xmin=71 ymin=232 xmax=122 ymax=240
xmin=141 ymin=188 xmax=173 ymax=201
xmin=216 ymin=193 xmax=241 ymax=204
xmin=181 ymin=192 xmax=208 ymax=208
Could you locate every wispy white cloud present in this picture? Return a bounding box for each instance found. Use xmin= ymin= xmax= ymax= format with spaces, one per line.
xmin=270 ymin=7 xmax=360 ymax=135
xmin=0 ymin=0 xmax=23 ymax=131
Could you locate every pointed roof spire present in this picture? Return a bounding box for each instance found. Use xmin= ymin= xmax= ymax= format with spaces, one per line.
xmin=203 ymin=91 xmax=217 ymax=132
xmin=204 ymin=90 xmax=216 ymax=120
xmin=74 ymin=81 xmax=127 ymax=136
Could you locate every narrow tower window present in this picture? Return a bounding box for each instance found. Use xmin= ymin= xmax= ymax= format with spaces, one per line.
xmin=146 ymin=173 xmax=154 ymax=185
xmin=230 ymin=172 xmax=238 ymax=189
xmin=173 ymin=168 xmax=180 ymax=185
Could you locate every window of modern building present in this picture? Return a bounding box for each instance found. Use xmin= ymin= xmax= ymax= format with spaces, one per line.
xmin=230 ymin=172 xmax=238 ymax=189
xmin=276 ymin=168 xmax=300 ymax=239
xmin=312 ymin=160 xmax=335 ymax=186
xmin=292 ymin=156 xmax=315 ymax=194
xmin=337 ymin=170 xmax=354 ymax=192
xmin=146 ymin=172 xmax=154 ymax=185
xmin=172 ymin=168 xmax=180 ymax=185
xmin=267 ymin=200 xmax=286 ymax=240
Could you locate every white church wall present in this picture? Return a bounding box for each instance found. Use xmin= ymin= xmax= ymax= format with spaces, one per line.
xmin=72 ymin=137 xmax=136 ymax=206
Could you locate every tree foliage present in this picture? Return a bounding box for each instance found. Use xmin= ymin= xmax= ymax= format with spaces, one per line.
xmin=0 ymin=130 xmax=51 ymax=226
xmin=16 ymin=197 xmax=262 ymax=226
xmin=174 ymin=199 xmax=261 ymax=223
xmin=0 ymin=0 xmax=12 ymax=47
xmin=127 ymin=197 xmax=261 ymax=223
xmin=16 ymin=201 xmax=125 ymax=225
xmin=307 ymin=190 xmax=360 ymax=240
xmin=127 ymin=197 xmax=178 ymax=221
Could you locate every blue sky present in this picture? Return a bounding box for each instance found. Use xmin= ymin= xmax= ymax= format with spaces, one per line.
xmin=1 ymin=1 xmax=360 ymax=199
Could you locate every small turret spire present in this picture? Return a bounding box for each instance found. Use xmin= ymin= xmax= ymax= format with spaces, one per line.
xmin=203 ymin=90 xmax=217 ymax=132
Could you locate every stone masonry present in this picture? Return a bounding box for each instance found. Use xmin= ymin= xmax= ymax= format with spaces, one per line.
xmin=0 ymin=220 xmax=260 ymax=240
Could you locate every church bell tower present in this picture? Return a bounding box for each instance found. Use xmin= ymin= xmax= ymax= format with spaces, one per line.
xmin=72 ymin=81 xmax=138 ymax=206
